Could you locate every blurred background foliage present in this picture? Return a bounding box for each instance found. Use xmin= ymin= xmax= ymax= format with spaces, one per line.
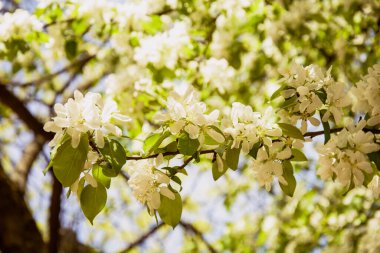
xmin=0 ymin=0 xmax=379 ymax=252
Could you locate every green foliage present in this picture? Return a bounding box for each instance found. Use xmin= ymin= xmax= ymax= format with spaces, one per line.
xmin=270 ymin=85 xmax=286 ymax=100
xmin=99 ymin=139 xmax=126 ymax=177
xmin=248 ymin=142 xmax=261 ymax=159
xmin=212 ymin=159 xmax=228 ymax=181
xmin=279 ymin=160 xmax=296 ymax=197
xmin=143 ymin=131 xmax=171 ymax=154
xmin=92 ymin=164 xmax=111 ymax=189
xmin=80 ymin=184 xmax=107 ymax=224
xmin=280 ymin=96 xmax=298 ymax=109
xmin=52 ymin=135 xmax=88 ymax=187
xmin=369 ymin=151 xmax=380 ymax=170
xmin=291 ymin=148 xmax=308 ymax=162
xmin=64 ymin=39 xmax=78 ymax=60
xmin=320 ymin=110 xmax=331 ymax=143
xmin=178 ymin=132 xmax=200 ymax=156
xmin=158 ymin=192 xmax=182 ymax=228
xmin=278 ymin=123 xmax=305 ymax=140
xmin=225 ymin=147 xmax=240 ymax=171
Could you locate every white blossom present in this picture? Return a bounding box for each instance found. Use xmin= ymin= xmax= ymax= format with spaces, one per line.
xmin=153 ymin=87 xmax=223 ymax=144
xmin=252 ymin=142 xmax=291 ymax=191
xmin=200 ymin=58 xmax=235 ymax=94
xmin=127 ymin=159 xmax=175 ymax=214
xmin=368 ymin=175 xmax=380 ymax=198
xmin=317 ymin=120 xmax=380 ymax=188
xmin=134 ymin=22 xmax=190 ymax=69
xmin=350 ymin=64 xmax=380 ymax=126
xmin=223 ymin=103 xmax=282 ymax=154
xmin=44 ymin=90 xmax=131 ymax=148
xmin=279 ymin=63 xmax=350 ymax=132
xmin=0 ymin=9 xmax=42 ymax=41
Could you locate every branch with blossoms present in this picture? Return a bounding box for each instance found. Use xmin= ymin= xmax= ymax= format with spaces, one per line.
xmin=42 ymin=63 xmax=380 ymax=227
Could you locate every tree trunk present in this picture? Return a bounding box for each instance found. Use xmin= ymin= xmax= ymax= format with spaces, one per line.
xmin=0 ymin=164 xmax=46 ymax=253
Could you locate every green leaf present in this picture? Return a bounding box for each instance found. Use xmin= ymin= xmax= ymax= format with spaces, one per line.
xmin=43 ymin=160 xmax=53 ymax=175
xmin=279 ymin=160 xmax=296 ymax=197
xmin=320 ymin=110 xmax=331 ymax=144
xmin=77 ymin=177 xmax=86 ymax=197
xmin=316 ymin=89 xmax=327 ymax=104
xmin=66 ymin=188 xmax=71 ymax=199
xmin=80 ymin=184 xmax=107 ymax=224
xmin=158 ymin=192 xmax=182 ymax=228
xmin=225 ymin=147 xmax=240 ymax=171
xmin=270 ymin=85 xmax=286 ymax=100
xmin=278 ymin=123 xmax=305 ymax=140
xmin=204 ymin=126 xmax=225 ymax=145
xmin=280 ymin=96 xmax=298 ymax=109
xmin=64 ymin=39 xmax=77 ymax=60
xmin=163 ymin=141 xmax=178 ymax=153
xmin=178 ymin=132 xmax=200 ymax=156
xmin=144 ymin=131 xmax=170 ymax=154
xmin=248 ymin=142 xmax=261 ymax=159
xmin=52 ymin=135 xmax=88 ymax=187
xmin=99 ymin=139 xmax=126 ymax=177
xmin=171 ymin=175 xmax=182 ymax=186
xmin=142 ymin=15 xmax=164 ymax=34
xmin=212 ymin=160 xmax=228 ymax=181
xmin=72 ymin=18 xmax=88 ymax=35
xmin=291 ymin=149 xmax=308 ymax=162
xmin=369 ymin=151 xmax=380 ymax=171
xmin=92 ymin=164 xmax=111 ymax=189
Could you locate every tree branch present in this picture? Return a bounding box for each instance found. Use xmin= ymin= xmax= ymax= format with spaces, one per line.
xmin=0 ymin=85 xmax=53 ymax=140
xmin=125 ymin=150 xmax=216 ymax=161
xmin=120 ymin=222 xmax=164 ymax=253
xmin=179 ymin=221 xmax=218 ymax=253
xmin=7 ymin=54 xmax=95 ymax=87
xmin=304 ymin=127 xmax=380 ymax=138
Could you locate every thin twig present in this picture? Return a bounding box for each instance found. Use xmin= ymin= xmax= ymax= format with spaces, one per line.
xmin=125 ymin=150 xmax=215 ymax=161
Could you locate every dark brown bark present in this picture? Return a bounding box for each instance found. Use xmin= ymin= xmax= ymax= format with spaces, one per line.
xmin=0 ymin=85 xmax=53 ymax=140
xmin=0 ymin=163 xmax=46 ymax=253
xmin=48 ymin=177 xmax=63 ymax=253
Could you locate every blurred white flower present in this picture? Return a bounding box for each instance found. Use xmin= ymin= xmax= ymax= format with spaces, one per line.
xmin=134 ymin=22 xmax=190 ymax=69
xmin=0 ymin=9 xmax=42 ymax=41
xmin=200 ymin=58 xmax=235 ymax=94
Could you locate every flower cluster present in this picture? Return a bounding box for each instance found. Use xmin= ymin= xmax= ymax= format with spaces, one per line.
xmin=44 ymin=90 xmax=131 ymax=148
xmin=252 ymin=142 xmax=292 ymax=191
xmin=350 ymin=64 xmax=380 ymax=127
xmin=153 ymin=87 xmax=225 ymax=144
xmin=200 ymin=57 xmax=236 ymax=94
xmin=278 ymin=63 xmax=350 ymax=133
xmin=134 ymin=22 xmax=190 ymax=70
xmin=0 ymin=9 xmax=42 ymax=41
xmin=317 ymin=120 xmax=380 ymax=188
xmin=127 ymin=156 xmax=175 ymax=214
xmin=223 ymin=103 xmax=282 ymax=154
